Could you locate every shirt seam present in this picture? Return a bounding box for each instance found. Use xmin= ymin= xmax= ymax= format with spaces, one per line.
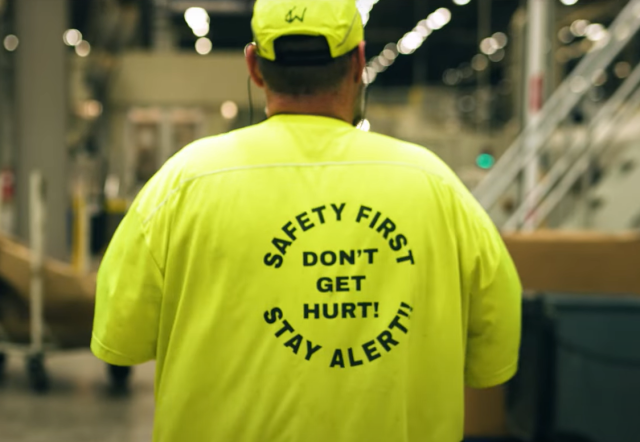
xmin=92 ymin=333 xmax=148 ymax=364
xmin=129 ymin=208 xmax=164 ymax=277
xmin=268 ymin=114 xmax=354 ymax=128
xmin=141 ymin=161 xmax=454 ymax=225
xmin=465 ymin=361 xmax=518 ymax=388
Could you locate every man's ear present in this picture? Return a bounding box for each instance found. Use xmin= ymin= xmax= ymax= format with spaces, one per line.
xmin=245 ymin=43 xmax=265 ymax=88
xmin=353 ymin=41 xmax=366 ymax=84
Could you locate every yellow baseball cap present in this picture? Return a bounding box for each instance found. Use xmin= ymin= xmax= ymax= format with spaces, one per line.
xmin=252 ymin=0 xmax=364 ymax=63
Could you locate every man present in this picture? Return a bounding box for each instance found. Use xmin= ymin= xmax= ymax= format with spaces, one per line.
xmin=92 ymin=1 xmax=522 ymax=441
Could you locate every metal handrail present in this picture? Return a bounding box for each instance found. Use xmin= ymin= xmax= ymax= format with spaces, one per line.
xmin=530 ymin=83 xmax=640 ymax=228
xmin=503 ymin=61 xmax=640 ymax=230
xmin=473 ymin=0 xmax=640 ymax=210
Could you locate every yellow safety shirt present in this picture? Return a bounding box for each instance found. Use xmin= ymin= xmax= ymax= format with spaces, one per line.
xmin=92 ymin=114 xmax=522 ymax=442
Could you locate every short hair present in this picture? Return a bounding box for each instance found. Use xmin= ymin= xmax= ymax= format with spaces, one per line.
xmin=257 ymin=35 xmax=356 ymax=96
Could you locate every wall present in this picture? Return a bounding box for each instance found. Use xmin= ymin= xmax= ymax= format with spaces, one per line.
xmin=109 ymin=51 xmax=266 ymax=108
xmin=105 ymin=51 xmax=517 ymax=193
xmin=105 ymin=51 xmax=265 ymax=196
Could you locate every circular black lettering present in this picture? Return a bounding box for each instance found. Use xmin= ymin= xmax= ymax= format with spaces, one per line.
xmin=321 ymin=251 xmax=337 ymax=266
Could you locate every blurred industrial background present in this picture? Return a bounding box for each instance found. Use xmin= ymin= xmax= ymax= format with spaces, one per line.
xmin=1 ymin=0 xmax=640 ymax=441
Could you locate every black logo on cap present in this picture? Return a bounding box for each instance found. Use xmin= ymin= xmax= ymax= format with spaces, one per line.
xmin=285 ymin=7 xmax=307 ymax=23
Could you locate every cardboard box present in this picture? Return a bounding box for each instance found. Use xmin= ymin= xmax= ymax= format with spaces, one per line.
xmin=0 ymin=235 xmax=95 ymax=348
xmin=503 ymin=231 xmax=640 ymax=295
xmin=465 ymin=231 xmax=640 ymax=438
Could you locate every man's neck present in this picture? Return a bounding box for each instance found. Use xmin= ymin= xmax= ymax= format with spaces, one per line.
xmin=265 ymin=92 xmax=354 ymax=124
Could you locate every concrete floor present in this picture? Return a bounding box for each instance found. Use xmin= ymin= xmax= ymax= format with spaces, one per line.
xmin=0 ymin=351 xmax=155 ymax=442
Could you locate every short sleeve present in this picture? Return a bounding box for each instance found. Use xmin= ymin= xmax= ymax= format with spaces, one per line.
xmin=456 ymin=194 xmax=522 ymax=389
xmin=91 ymin=209 xmax=163 ymax=366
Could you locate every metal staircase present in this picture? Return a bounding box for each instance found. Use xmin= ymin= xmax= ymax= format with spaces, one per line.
xmin=562 ymin=140 xmax=640 ymax=231
xmin=473 ymin=0 xmax=640 ymax=232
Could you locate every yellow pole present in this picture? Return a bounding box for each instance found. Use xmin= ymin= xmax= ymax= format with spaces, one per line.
xmin=71 ymin=183 xmax=88 ymax=273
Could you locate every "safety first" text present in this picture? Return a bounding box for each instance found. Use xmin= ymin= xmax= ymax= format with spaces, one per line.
xmin=263 ymin=203 xmax=415 ymax=268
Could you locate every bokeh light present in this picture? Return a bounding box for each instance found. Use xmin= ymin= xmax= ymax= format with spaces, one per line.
xmin=3 ymin=34 xmax=19 ymax=52
xmin=195 ymin=38 xmax=212 ymax=55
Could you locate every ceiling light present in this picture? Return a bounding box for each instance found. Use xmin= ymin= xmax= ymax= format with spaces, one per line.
xmin=489 ymin=48 xmax=505 ymax=62
xmin=585 ymin=23 xmax=607 ymax=42
xmin=397 ymin=40 xmax=411 ymax=55
xmin=471 ymin=54 xmax=489 ymax=71
xmin=185 ymin=7 xmax=209 ymax=30
xmin=443 ymin=69 xmax=461 ymax=86
xmin=435 ymin=8 xmax=452 ymax=25
xmin=614 ymin=61 xmax=631 ymax=79
xmin=480 ymin=37 xmax=499 ymax=55
xmin=63 ymin=29 xmax=82 ymax=47
xmin=221 ymin=101 xmax=238 ymax=120
xmin=370 ymin=58 xmax=384 ymax=72
xmin=560 ymin=0 xmax=578 ymax=5
xmin=558 ymin=26 xmax=574 ymax=44
xmin=417 ymin=19 xmax=429 ymax=30
xmin=384 ymin=43 xmax=399 ymax=54
xmin=378 ymin=55 xmax=392 ymax=67
xmin=492 ymin=32 xmax=508 ymax=49
xmin=428 ymin=8 xmax=451 ymax=30
xmin=453 ymin=0 xmax=471 ymax=5
xmin=79 ymin=100 xmax=103 ymax=119
xmin=416 ymin=26 xmax=430 ymax=38
xmin=193 ymin=23 xmax=210 ymax=37
xmin=363 ymin=67 xmax=377 ymax=84
xmin=3 ymin=34 xmax=18 ymax=52
xmin=195 ymin=37 xmax=212 ymax=55
xmin=75 ymin=40 xmax=91 ymax=57
xmin=570 ymin=19 xmax=590 ymax=37
xmin=381 ymin=48 xmax=397 ymax=60
xmin=367 ymin=6 xmax=452 ymax=85
xmin=399 ymin=32 xmax=423 ymax=53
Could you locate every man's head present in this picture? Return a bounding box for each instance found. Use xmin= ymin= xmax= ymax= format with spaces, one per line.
xmin=246 ymin=0 xmax=367 ymax=125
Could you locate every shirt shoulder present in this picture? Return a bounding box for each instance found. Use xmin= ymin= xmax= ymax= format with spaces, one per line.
xmin=359 ymin=131 xmax=461 ymax=182
xmin=131 ymin=121 xmax=481 ymax=226
xmin=130 ymin=129 xmax=248 ymax=222
xmin=352 ymin=130 xmax=477 ymax=204
xmin=355 ymin=131 xmax=497 ymax=238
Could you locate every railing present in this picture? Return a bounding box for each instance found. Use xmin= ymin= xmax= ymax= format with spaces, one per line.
xmin=473 ymin=0 xmax=640 ymax=221
xmin=503 ymin=62 xmax=640 ymax=230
